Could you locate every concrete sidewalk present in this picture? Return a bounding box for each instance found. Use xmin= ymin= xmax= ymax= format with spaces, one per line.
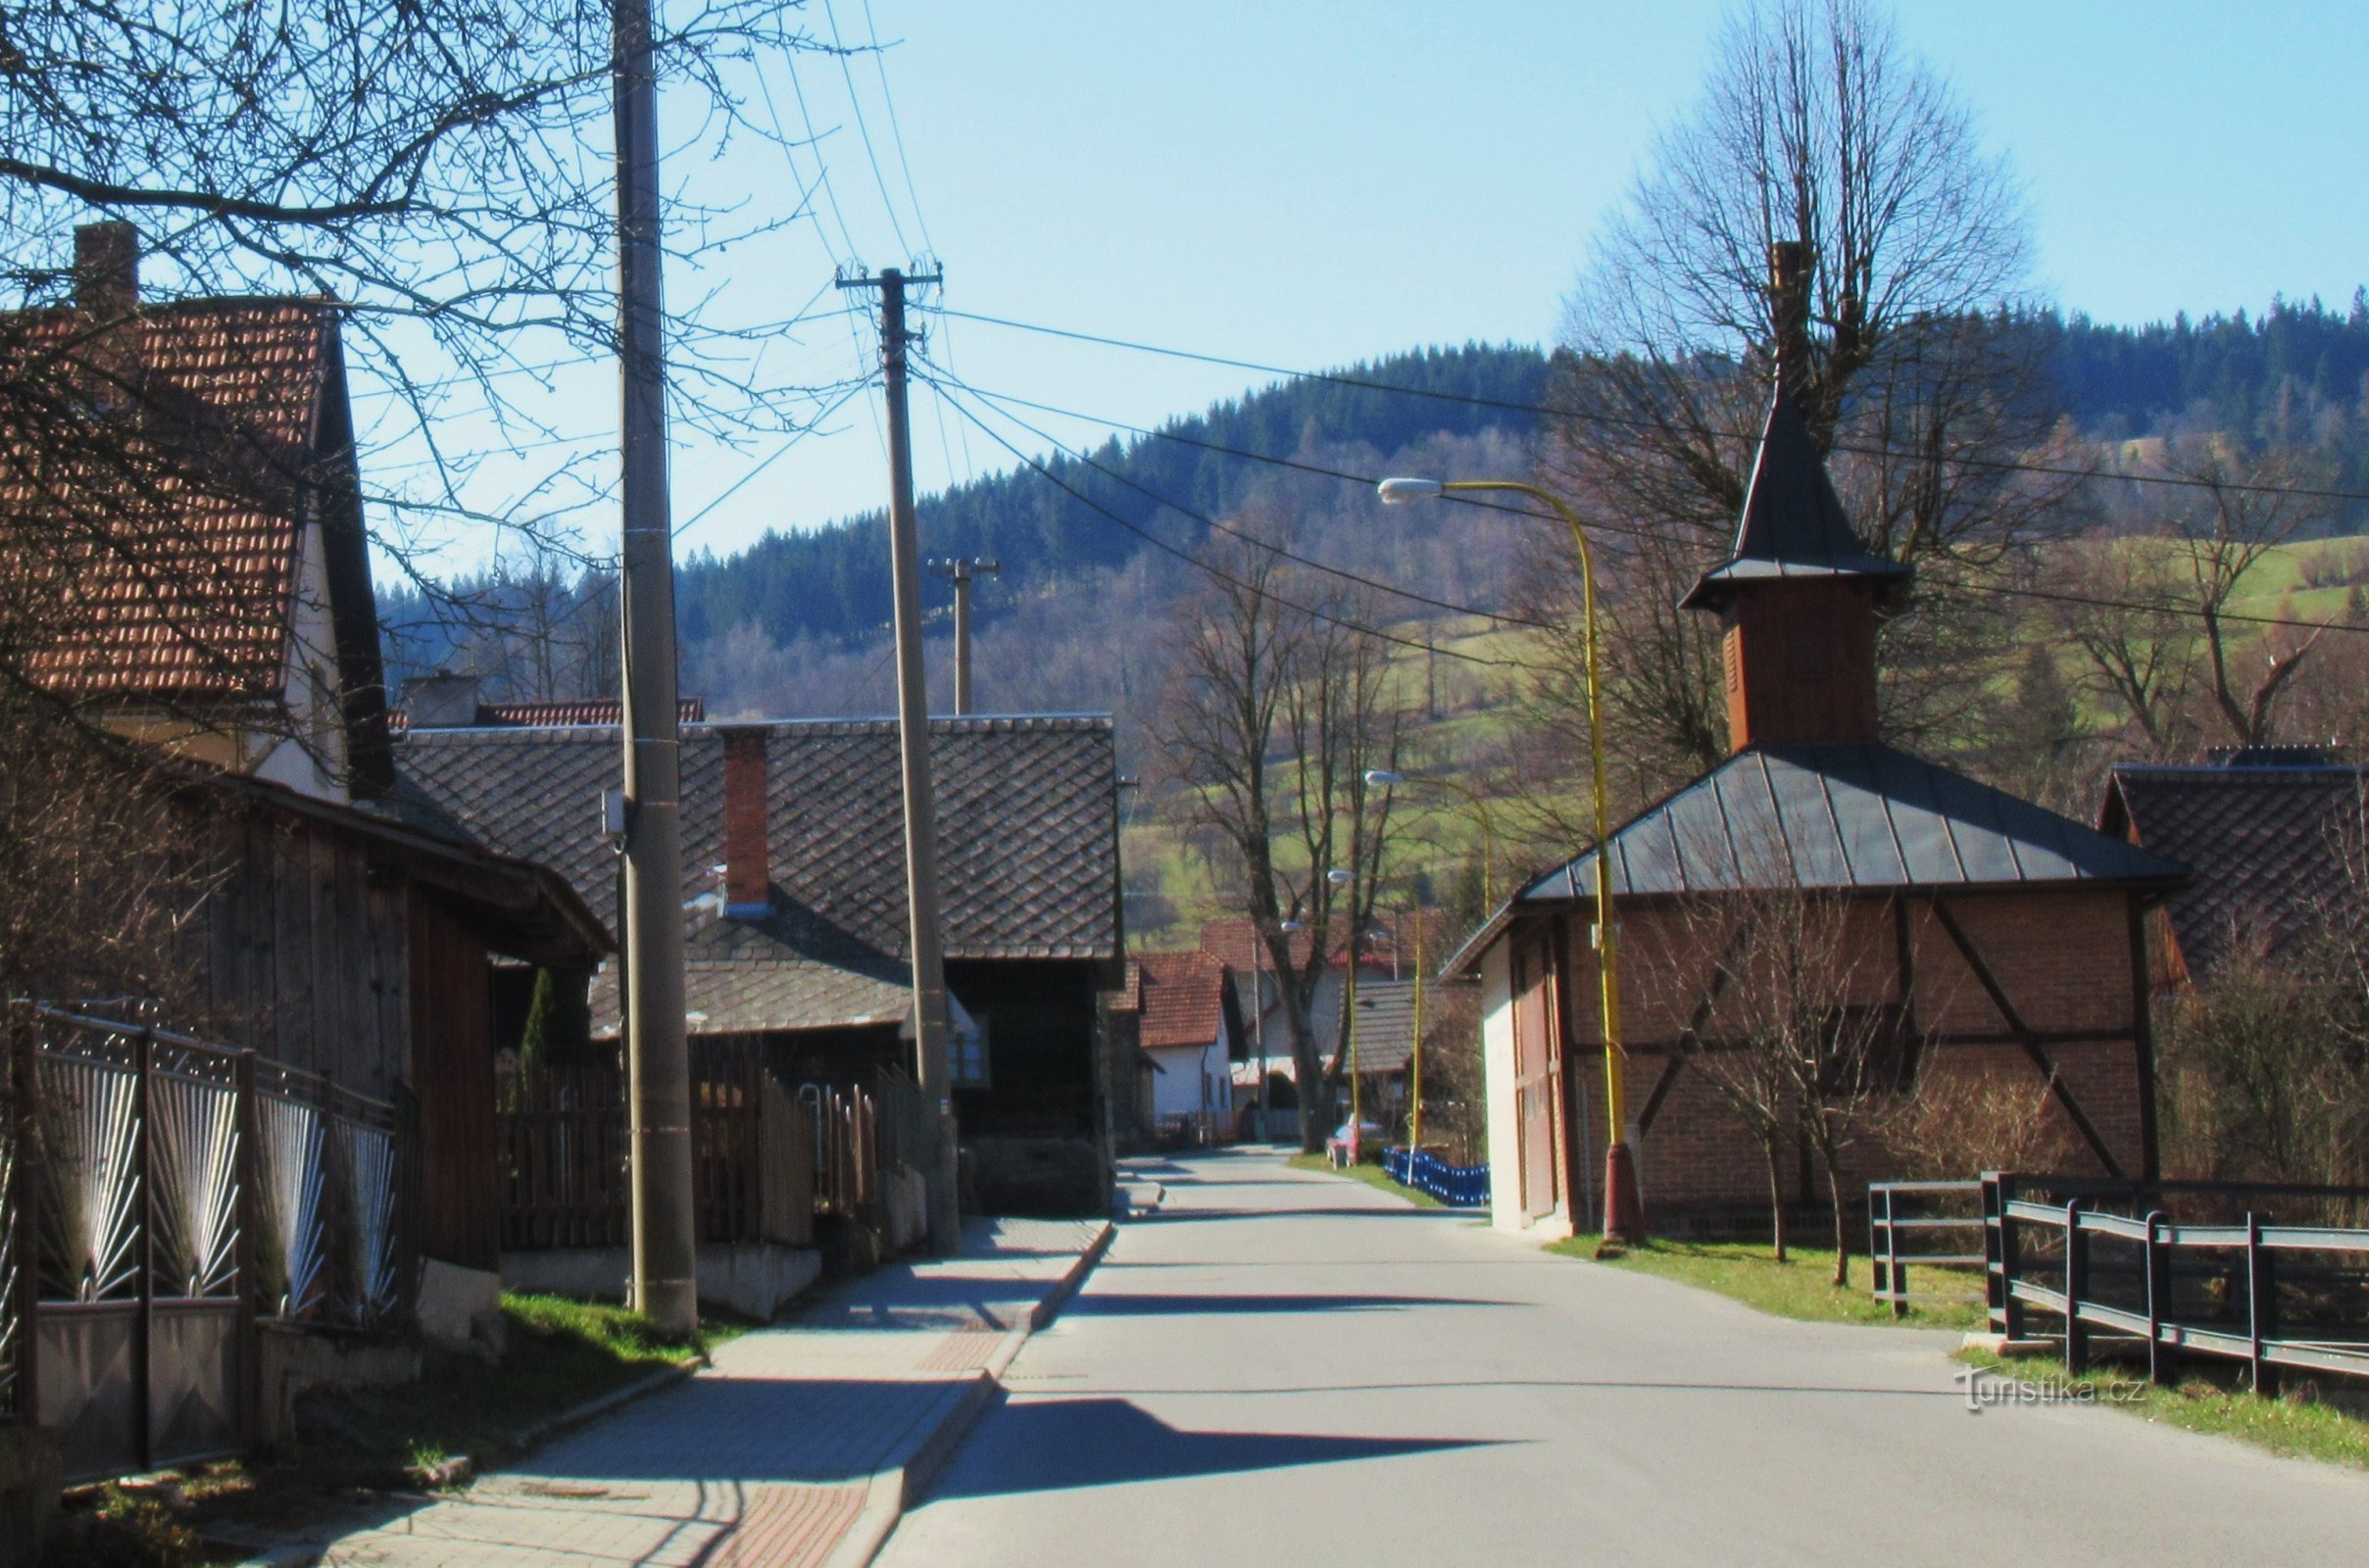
xmin=257 ymin=1214 xmax=1110 ymax=1568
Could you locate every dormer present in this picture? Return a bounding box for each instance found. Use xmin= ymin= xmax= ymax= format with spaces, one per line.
xmin=1680 ymin=244 xmax=1911 ymax=753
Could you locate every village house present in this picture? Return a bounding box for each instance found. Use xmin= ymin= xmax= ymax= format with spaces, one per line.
xmin=1199 ymin=916 xmax=1403 ymax=1122
xmin=0 ymin=223 xmax=610 ymax=1481
xmin=1107 ymin=950 xmax=1244 ymax=1144
xmin=2099 ymin=747 xmax=2367 ymax=989
xmin=389 ymin=699 xmax=1126 ymax=1228
xmin=1444 ymin=258 xmax=2189 ymax=1239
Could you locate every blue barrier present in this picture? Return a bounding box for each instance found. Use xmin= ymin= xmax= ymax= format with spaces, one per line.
xmin=1383 ymin=1147 xmax=1491 ymax=1208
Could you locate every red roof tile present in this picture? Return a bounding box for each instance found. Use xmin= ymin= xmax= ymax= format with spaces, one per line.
xmin=1128 ymin=949 xmax=1233 ymax=1050
xmin=5 ymin=298 xmax=339 ymax=701
xmin=387 ymin=697 xmax=705 ymax=733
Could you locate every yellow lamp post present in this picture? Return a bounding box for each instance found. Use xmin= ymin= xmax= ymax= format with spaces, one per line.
xmin=1378 ymin=475 xmax=1641 ymax=1247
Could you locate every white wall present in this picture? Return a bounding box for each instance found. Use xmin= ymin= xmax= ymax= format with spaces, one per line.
xmin=1479 ymin=942 xmax=1523 ymax=1233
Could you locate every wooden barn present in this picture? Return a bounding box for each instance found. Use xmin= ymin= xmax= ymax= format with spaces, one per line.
xmin=391 ymin=703 xmax=1126 ymax=1223
xmin=1445 ymin=310 xmax=2188 ymax=1240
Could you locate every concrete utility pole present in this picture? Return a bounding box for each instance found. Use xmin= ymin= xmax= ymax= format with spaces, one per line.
xmin=840 ymin=266 xmax=962 ymax=1254
xmin=930 ymin=557 xmax=999 ymax=714
xmin=613 ymin=0 xmax=698 ymax=1332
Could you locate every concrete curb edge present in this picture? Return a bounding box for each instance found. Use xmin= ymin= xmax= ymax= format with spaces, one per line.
xmin=822 ymin=1218 xmax=1117 ymax=1568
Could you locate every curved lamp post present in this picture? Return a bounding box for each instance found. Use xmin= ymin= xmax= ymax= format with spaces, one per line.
xmin=1377 ymin=475 xmax=1642 ymax=1247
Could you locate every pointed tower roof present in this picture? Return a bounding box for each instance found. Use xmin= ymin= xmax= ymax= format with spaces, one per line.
xmin=1679 ymin=374 xmax=1912 ymax=612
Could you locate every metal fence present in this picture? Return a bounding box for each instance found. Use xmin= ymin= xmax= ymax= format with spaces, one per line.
xmin=4 ymin=1003 xmax=414 ymax=1484
xmin=1984 ymin=1172 xmax=2369 ymax=1393
xmin=1382 ymin=1147 xmax=1490 ymax=1208
xmin=1868 ymin=1180 xmax=1986 ymax=1316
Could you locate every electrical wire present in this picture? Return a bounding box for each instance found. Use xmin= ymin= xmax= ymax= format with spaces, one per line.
xmin=855 ymin=0 xmax=937 ymax=259
xmin=822 ymin=0 xmax=913 ymax=261
xmin=916 ymin=360 xmax=1555 ymax=631
xmin=929 ymin=378 xmax=1543 ymax=670
xmin=938 ymin=307 xmax=2369 ymax=509
xmin=922 ymin=367 xmax=2369 ymax=643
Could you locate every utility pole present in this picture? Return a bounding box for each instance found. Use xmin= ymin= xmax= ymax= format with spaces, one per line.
xmin=613 ymin=0 xmax=697 ymax=1333
xmin=929 ymin=557 xmax=999 ymax=714
xmin=841 ymin=266 xmax=962 ymax=1254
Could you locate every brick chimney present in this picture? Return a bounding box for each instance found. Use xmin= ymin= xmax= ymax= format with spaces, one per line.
xmin=721 ymin=728 xmax=770 ymax=917
xmin=75 ymin=222 xmax=140 ymax=322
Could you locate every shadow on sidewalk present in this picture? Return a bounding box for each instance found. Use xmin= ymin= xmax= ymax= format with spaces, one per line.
xmin=1065 ymin=1291 xmax=1510 ymax=1318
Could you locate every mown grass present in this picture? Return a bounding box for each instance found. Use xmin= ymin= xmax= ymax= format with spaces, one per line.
xmin=1545 ymin=1233 xmax=1988 ymax=1331
xmin=1289 ymin=1150 xmax=1446 ymax=1209
xmin=1954 ymin=1347 xmax=2369 ymax=1472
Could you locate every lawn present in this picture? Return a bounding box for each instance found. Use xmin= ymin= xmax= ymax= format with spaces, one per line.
xmin=1545 ymin=1233 xmax=1988 ymax=1331
xmin=1289 ymin=1151 xmax=1446 ymax=1209
xmin=1954 ymin=1347 xmax=2369 ymax=1473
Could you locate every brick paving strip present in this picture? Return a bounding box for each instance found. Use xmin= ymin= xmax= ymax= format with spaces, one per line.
xmin=232 ymin=1214 xmax=1118 ymax=1568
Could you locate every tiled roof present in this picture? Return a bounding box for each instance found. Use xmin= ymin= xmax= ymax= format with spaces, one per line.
xmin=1347 ymin=979 xmax=1419 ymax=1076
xmin=389 ymin=697 xmax=705 ymax=733
xmin=1126 ymin=950 xmax=1234 ymax=1050
xmin=7 ymin=299 xmax=341 ymax=700
xmin=385 ymin=714 xmax=1121 ymax=967
xmin=589 ymin=952 xmax=912 ymax=1039
xmin=2102 ymin=761 xmax=2367 ymax=979
xmin=1197 ymin=915 xmax=1414 ymax=976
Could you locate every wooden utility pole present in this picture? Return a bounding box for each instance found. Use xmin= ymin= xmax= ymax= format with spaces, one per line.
xmin=930 ymin=557 xmax=999 ymax=714
xmin=840 ymin=266 xmax=962 ymax=1254
xmin=612 ymin=0 xmax=698 ymax=1334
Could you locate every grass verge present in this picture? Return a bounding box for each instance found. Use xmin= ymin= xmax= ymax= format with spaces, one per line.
xmin=1545 ymin=1233 xmax=1987 ymax=1331
xmin=1955 ymin=1347 xmax=2369 ymax=1472
xmin=1288 ymin=1151 xmax=1446 ymax=1209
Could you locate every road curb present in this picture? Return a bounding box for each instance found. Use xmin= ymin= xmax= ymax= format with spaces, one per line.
xmin=823 ymin=1218 xmax=1115 ymax=1568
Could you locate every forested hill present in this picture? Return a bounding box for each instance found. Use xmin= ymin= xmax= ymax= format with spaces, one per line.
xmin=670 ymin=297 xmax=2369 ymax=651
xmin=674 ymin=342 xmax=1552 ymax=648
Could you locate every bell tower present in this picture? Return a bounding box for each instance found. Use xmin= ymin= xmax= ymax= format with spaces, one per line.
xmin=1680 ymin=244 xmax=1910 ymax=753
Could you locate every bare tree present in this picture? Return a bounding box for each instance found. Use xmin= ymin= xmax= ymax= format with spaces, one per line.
xmin=1678 ymin=879 xmax=1900 ymax=1279
xmin=1156 ymin=527 xmax=1406 ymax=1151
xmin=1545 ymin=0 xmax=2069 ymax=788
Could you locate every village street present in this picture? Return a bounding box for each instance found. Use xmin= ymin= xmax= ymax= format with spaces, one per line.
xmin=881 ymin=1150 xmax=2369 ymax=1567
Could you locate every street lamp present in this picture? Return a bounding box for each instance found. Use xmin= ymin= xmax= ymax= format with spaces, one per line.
xmin=1379 ymin=474 xmax=1641 ymax=1249
xmin=1364 ymin=767 xmax=1496 ymax=908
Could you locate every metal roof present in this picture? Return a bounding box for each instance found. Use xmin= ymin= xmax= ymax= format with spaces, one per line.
xmin=1521 ymin=745 xmax=2188 ymax=905
xmin=1680 ymin=378 xmax=1911 ymax=611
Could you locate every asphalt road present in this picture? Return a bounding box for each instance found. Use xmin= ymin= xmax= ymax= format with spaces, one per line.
xmin=876 ymin=1147 xmax=2369 ymax=1567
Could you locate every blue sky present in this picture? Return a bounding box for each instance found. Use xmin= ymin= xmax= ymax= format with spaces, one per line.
xmin=375 ymin=1 xmax=2369 ymax=571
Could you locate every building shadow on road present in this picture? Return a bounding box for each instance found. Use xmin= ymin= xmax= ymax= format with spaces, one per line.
xmin=926 ymin=1395 xmax=1505 ymax=1498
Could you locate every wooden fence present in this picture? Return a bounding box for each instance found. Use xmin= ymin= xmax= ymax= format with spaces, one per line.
xmin=1984 ymin=1172 xmax=2369 ymax=1393
xmin=494 ymin=1049 xmax=947 ymax=1252
xmin=1868 ymin=1180 xmax=1986 ymax=1316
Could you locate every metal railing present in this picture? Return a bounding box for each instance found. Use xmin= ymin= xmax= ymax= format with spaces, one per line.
xmin=1984 ymin=1172 xmax=2369 ymax=1393
xmin=1868 ymin=1180 xmax=1986 ymax=1317
xmin=5 ymin=1003 xmax=415 ymax=1484
xmin=1383 ymin=1147 xmax=1490 ymax=1208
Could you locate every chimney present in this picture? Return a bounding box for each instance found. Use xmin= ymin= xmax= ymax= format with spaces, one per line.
xmin=721 ymin=728 xmax=770 ymax=917
xmin=399 ymin=670 xmax=482 ymax=729
xmin=1767 ymin=240 xmax=1813 ymax=398
xmin=75 ymin=222 xmax=140 ymax=323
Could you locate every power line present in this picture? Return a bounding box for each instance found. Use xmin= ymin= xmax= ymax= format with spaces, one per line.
xmin=854 ymin=0 xmax=937 ymax=259
xmin=929 ymin=379 xmax=1540 ymax=671
xmin=821 ymin=0 xmax=913 ymax=261
xmin=918 ymin=361 xmax=1555 ymax=632
xmin=938 ymin=307 xmax=2369 ymax=509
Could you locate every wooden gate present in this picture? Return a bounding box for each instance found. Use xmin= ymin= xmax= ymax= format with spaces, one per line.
xmin=1510 ymin=933 xmax=1561 ymax=1220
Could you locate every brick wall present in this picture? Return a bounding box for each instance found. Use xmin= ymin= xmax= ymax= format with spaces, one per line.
xmin=1539 ymin=886 xmax=2149 ymax=1221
